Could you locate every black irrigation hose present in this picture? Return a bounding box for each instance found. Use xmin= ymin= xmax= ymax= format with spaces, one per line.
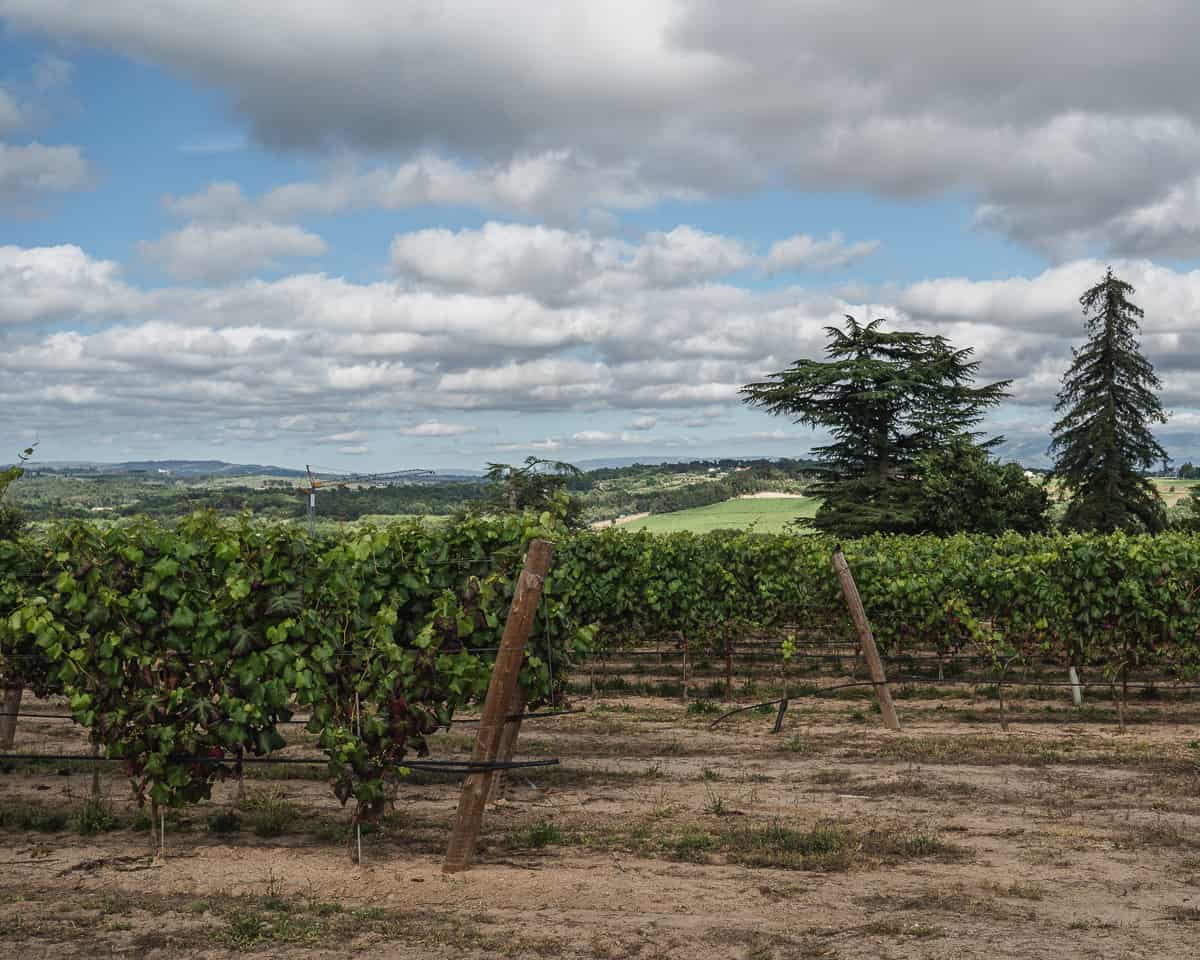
xmin=0 ymin=707 xmax=584 ymax=723
xmin=708 ymin=681 xmax=880 ymax=727
xmin=0 ymin=752 xmax=558 ymax=773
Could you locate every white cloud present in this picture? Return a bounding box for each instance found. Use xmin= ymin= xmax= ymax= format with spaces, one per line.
xmin=164 ymin=181 xmax=253 ymax=221
xmin=764 ymin=232 xmax=881 ymax=273
xmin=398 ymin=421 xmax=477 ymax=437
xmin=7 ymin=240 xmax=1200 ymax=462
xmin=337 ymin=444 xmax=369 ymax=455
xmin=494 ymin=438 xmax=564 ymax=452
xmin=0 ymin=244 xmax=136 ymax=325
xmin=571 ymin=430 xmax=617 ymax=444
xmin=0 ymin=90 xmax=22 ymax=135
xmin=630 ymin=226 xmax=751 ymax=286
xmin=391 ymin=221 xmax=750 ymax=305
xmin=13 ymin=2 xmax=1200 ymax=252
xmin=139 ymin=222 xmax=327 ymax=282
xmin=0 ymin=142 xmax=89 ymax=205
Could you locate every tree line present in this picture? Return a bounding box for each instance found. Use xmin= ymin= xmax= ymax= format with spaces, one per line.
xmin=742 ymin=268 xmax=1183 ymax=538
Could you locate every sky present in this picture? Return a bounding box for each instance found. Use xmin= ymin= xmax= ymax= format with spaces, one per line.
xmin=3 ymin=1 xmax=1200 ymax=472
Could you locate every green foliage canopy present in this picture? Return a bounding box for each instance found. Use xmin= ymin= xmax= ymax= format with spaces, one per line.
xmin=740 ymin=317 xmax=1009 ymax=537
xmin=1050 ymin=268 xmax=1168 ymax=533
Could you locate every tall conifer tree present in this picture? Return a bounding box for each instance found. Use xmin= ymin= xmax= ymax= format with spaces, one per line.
xmin=1050 ymin=268 xmax=1167 ymax=532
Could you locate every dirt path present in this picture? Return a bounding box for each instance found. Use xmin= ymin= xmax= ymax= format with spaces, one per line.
xmin=589 ymin=512 xmax=650 ymax=529
xmin=2 ymin=691 xmax=1199 ymax=958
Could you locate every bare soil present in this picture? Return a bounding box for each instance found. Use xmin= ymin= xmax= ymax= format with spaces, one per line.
xmin=3 ymin=687 xmax=1200 ymax=959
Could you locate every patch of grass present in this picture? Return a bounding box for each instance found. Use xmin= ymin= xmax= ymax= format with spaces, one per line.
xmin=1164 ymin=905 xmax=1200 ymax=922
xmin=721 ymin=823 xmax=852 ymax=872
xmin=510 ymin=820 xmax=562 ymax=849
xmin=225 ymin=910 xmax=267 ymax=948
xmin=720 ymin=821 xmax=966 ymax=872
xmin=700 ymin=767 xmax=721 ymax=781
xmin=783 ymin=734 xmax=809 ymax=754
xmin=863 ymin=918 xmax=943 ymax=939
xmin=239 ymin=788 xmax=299 ymax=838
xmin=872 ymin=830 xmax=966 ymax=861
xmin=1113 ymin=819 xmax=1200 ymax=851
xmin=987 ymin=880 xmax=1045 ymax=901
xmin=0 ymin=804 xmax=68 ymax=832
xmin=857 ymin=775 xmax=977 ymax=800
xmin=686 ymin=699 xmax=721 ymax=716
xmin=207 ymin=810 xmax=242 ymax=835
xmin=76 ymin=797 xmax=120 ymax=835
xmin=664 ymin=829 xmax=717 ymax=863
xmin=810 ymin=768 xmax=855 ymax=786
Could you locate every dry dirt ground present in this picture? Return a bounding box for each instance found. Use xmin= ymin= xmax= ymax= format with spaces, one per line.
xmin=3 ymin=687 xmax=1200 ymax=959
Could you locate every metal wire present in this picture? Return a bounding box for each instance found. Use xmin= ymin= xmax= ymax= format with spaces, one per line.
xmin=0 ymin=752 xmax=558 ymax=773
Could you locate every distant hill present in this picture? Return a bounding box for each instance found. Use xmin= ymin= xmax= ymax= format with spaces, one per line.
xmin=24 ymin=460 xmax=488 ymax=482
xmin=29 ymin=459 xmax=307 ymax=479
xmin=569 ymin=455 xmax=823 ymax=471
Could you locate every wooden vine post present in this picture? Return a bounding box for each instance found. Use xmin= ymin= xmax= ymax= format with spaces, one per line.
xmin=444 ymin=538 xmax=555 ymax=874
xmin=831 ymin=546 xmax=901 ymax=733
xmin=487 ymin=689 xmax=525 ymax=804
xmin=0 ymin=684 xmax=22 ymax=749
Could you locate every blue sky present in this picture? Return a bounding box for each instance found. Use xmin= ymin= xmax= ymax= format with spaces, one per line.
xmin=4 ymin=2 xmax=1200 ymax=472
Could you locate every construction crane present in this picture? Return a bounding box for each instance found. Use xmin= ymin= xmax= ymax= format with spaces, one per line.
xmin=302 ymin=465 xmax=435 ymax=533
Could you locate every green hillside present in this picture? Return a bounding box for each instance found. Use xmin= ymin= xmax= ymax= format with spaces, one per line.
xmin=622 ymin=495 xmax=818 ymax=533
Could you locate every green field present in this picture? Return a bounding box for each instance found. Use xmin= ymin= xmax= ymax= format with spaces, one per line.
xmin=623 ymin=495 xmax=818 ymax=533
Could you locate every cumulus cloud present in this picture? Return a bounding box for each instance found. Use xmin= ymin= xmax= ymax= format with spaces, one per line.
xmin=319 ymin=430 xmax=367 ymax=443
xmin=164 ymin=151 xmax=693 ymax=226
xmin=764 ymin=232 xmax=881 ymax=273
xmin=0 ymin=141 xmax=89 ymax=205
xmin=390 ymin=221 xmax=749 ymax=304
xmin=139 ymin=221 xmax=327 ymax=282
xmin=5 ymin=240 xmax=1200 ymax=464
xmin=11 ymin=1 xmax=1200 ymax=252
xmin=398 ymin=421 xmax=477 ymax=437
xmin=0 ymin=244 xmax=136 ymax=325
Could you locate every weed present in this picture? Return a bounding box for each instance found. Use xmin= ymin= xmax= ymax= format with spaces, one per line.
xmin=686 ymin=699 xmax=721 ymax=716
xmin=703 ymin=788 xmax=728 ymax=816
xmin=700 ymin=767 xmax=721 ymax=781
xmin=226 ymin=910 xmax=266 ymax=948
xmin=76 ymin=797 xmax=119 ymax=835
xmin=783 ymin=735 xmax=809 ymax=754
xmin=515 ymin=820 xmax=562 ymax=849
xmin=240 ymin=790 xmax=298 ymax=838
xmin=666 ymin=829 xmax=716 ymax=863
xmin=207 ymin=810 xmax=242 ymax=835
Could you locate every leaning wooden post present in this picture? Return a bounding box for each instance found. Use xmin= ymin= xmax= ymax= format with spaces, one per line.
xmin=0 ymin=684 xmax=22 ymax=749
xmin=487 ymin=689 xmax=526 ymax=804
xmin=444 ymin=539 xmax=554 ymax=874
xmin=831 ymin=546 xmax=901 ymax=732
